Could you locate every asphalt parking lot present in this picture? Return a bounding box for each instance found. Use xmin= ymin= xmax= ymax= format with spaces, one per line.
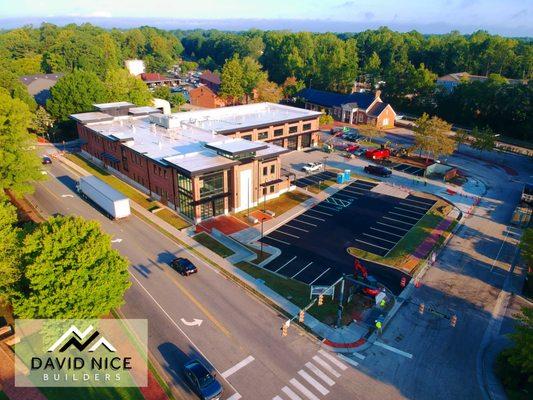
xmin=293 ymin=170 xmax=338 ymax=188
xmin=389 ymin=162 xmax=426 ymax=177
xmin=260 ymin=180 xmax=436 ymax=294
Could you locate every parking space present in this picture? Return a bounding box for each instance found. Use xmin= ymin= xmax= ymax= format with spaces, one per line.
xmin=293 ymin=170 xmax=338 ymax=188
xmin=389 ymin=162 xmax=426 ymax=177
xmin=260 ymin=179 xmax=433 ymax=294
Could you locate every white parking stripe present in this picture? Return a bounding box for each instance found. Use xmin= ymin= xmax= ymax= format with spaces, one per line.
xmin=290 ymin=378 xmax=320 ymax=400
xmin=308 ymin=208 xmax=333 ymax=216
xmin=383 ymin=216 xmax=414 ymax=225
xmin=374 ymin=341 xmax=413 ymax=359
xmin=355 ymin=239 xmax=390 ymax=251
xmin=305 ymin=362 xmax=335 ymax=386
xmin=292 ymin=219 xmax=317 ymax=227
xmin=370 ymin=227 xmax=403 ymax=237
xmin=394 ymin=206 xmax=425 ymax=215
xmin=227 ymin=393 xmax=242 ymax=400
xmin=292 ymin=262 xmax=313 ymax=278
xmin=221 ymin=355 xmax=255 ymax=378
xmin=298 ymin=370 xmax=329 ymax=395
xmin=266 ymin=236 xmax=291 ymax=245
xmin=284 ymin=224 xmax=309 ymax=232
xmin=318 ymin=350 xmax=348 ymax=370
xmin=376 ymin=221 xmax=409 ymax=231
xmin=282 ymin=386 xmax=303 ymax=400
xmin=276 ymin=256 xmax=297 ymax=272
xmin=389 ymin=211 xmax=419 ymax=220
xmin=300 ymin=214 xmax=325 ymax=222
xmin=399 ymin=202 xmax=429 ymax=210
xmin=309 ymin=268 xmax=331 ymax=285
xmin=363 ymin=233 xmax=397 ymax=244
xmin=343 ymin=187 xmax=367 ymax=195
xmin=276 ymin=230 xmax=300 ymax=238
xmin=402 ymin=197 xmax=434 ymax=206
xmin=312 ymin=356 xmax=341 ymax=378
xmin=332 ymin=193 xmax=358 ymax=200
xmin=337 ymin=354 xmax=359 ymax=367
xmin=315 ymin=203 xmax=339 ymax=212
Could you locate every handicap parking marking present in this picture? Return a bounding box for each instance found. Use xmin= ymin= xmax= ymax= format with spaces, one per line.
xmin=292 ymin=262 xmax=314 ymax=278
xmin=325 ymin=197 xmax=352 ymax=208
xmin=308 ymin=208 xmax=334 ymax=217
xmin=370 ymin=226 xmax=404 ymax=238
xmin=376 ymin=221 xmax=410 ymax=231
xmin=308 ymin=267 xmax=331 ymax=285
xmin=275 ymin=229 xmax=301 ymax=239
xmin=383 ymin=216 xmax=415 ymax=225
xmin=299 ymin=213 xmax=326 ymax=222
xmin=332 ymin=192 xmax=358 ymax=201
xmin=275 ymin=255 xmax=298 ymax=272
xmin=363 ymin=232 xmax=398 ymax=244
xmin=389 ymin=211 xmax=420 ymax=221
xmin=355 ymin=239 xmax=391 ymax=251
xmin=284 ymin=224 xmax=310 ymax=233
xmin=292 ymin=218 xmax=317 ymax=227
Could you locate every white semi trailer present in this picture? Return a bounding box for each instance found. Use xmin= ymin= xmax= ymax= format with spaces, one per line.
xmin=77 ymin=175 xmax=131 ymax=219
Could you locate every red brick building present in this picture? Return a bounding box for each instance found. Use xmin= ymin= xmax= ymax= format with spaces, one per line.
xmin=199 ymin=71 xmax=221 ymax=93
xmin=189 ymin=86 xmax=227 ymax=108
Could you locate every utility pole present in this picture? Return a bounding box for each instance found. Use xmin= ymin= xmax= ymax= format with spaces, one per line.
xmin=336 ymin=275 xmax=345 ymax=327
xmin=260 ymin=217 xmax=264 ymax=259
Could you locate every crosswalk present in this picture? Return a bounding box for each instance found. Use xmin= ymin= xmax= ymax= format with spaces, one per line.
xmin=271 ymin=350 xmax=351 ymax=400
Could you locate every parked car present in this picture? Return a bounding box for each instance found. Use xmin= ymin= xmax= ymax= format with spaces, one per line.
xmin=170 ymin=257 xmax=198 ymax=276
xmin=301 ymin=162 xmax=324 ymax=173
xmin=42 ymin=156 xmax=52 ymax=164
xmin=352 ymin=148 xmax=366 ymax=157
xmin=183 ymin=360 xmax=223 ymax=400
xmin=345 ymin=144 xmax=360 ymax=153
xmin=364 ymin=165 xmax=392 ymax=177
xmin=365 ymin=148 xmax=391 ymax=160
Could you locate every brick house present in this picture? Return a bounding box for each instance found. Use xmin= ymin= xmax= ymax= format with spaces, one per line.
xmin=71 ymin=102 xmax=321 ymax=223
xmin=199 ymin=71 xmax=221 ymax=93
xmin=189 ymin=86 xmax=227 ymax=108
xmin=298 ymin=88 xmax=396 ymax=129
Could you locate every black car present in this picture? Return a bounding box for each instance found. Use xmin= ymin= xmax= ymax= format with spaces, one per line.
xmin=364 ymin=165 xmax=392 ymax=177
xmin=42 ymin=156 xmax=52 ymax=164
xmin=183 ymin=360 xmax=223 ymax=400
xmin=170 ymin=257 xmax=198 ymax=275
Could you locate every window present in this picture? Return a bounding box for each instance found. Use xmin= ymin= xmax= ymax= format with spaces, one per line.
xmin=199 ymin=171 xmax=224 ymax=198
xmin=262 ymin=187 xmax=267 ymax=195
xmin=263 ymin=166 xmax=268 ymax=175
xmin=177 ymin=172 xmax=193 ymax=194
xmin=178 ymin=192 xmax=194 ymax=219
xmin=242 ymin=135 xmax=252 ymax=141
xmin=258 ymin=131 xmax=268 ymax=140
xmin=303 ymin=123 xmax=311 ymax=131
xmin=358 ymin=113 xmax=364 ymax=122
xmin=269 ymin=185 xmax=275 ymax=193
xmin=382 ymin=118 xmax=389 ymax=126
xmin=289 ymin=125 xmax=298 ymax=134
xmin=270 ymin=165 xmax=275 ymax=174
xmin=274 ymin=128 xmax=284 ymax=137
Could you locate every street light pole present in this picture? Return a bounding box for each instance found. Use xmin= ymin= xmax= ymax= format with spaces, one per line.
xmin=260 ymin=217 xmax=264 ymax=259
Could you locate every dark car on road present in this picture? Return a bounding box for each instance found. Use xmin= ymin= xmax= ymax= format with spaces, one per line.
xmin=183 ymin=360 xmax=223 ymax=400
xmin=364 ymin=165 xmax=392 ymax=177
xmin=42 ymin=156 xmax=52 ymax=164
xmin=169 ymin=257 xmax=198 ymax=276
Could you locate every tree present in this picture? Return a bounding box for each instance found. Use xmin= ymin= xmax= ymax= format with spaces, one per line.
xmin=104 ymin=68 xmax=152 ymax=106
xmin=254 ymin=79 xmax=283 ymax=103
xmin=359 ymin=123 xmax=385 ymax=144
xmin=364 ymin=52 xmax=382 ymax=87
xmin=471 ymin=126 xmax=496 ymax=152
xmin=0 ymin=195 xmax=23 ymax=303
xmin=413 ymin=113 xmax=455 ymax=161
xmin=500 ymin=307 xmax=533 ymax=384
xmin=282 ymin=77 xmax=305 ymax=99
xmin=241 ymin=56 xmax=267 ymax=101
xmin=0 ymin=70 xmax=37 ymax=110
xmin=454 ymin=129 xmax=470 ymax=147
xmin=12 ymin=215 xmax=130 ymax=319
xmin=180 ymin=60 xmax=198 ymax=73
xmin=220 ymin=55 xmax=244 ymax=103
xmin=169 ymin=93 xmax=186 ymax=108
xmin=152 ymin=85 xmax=172 ymax=102
xmin=30 ymin=106 xmax=55 ymax=138
xmin=0 ymin=90 xmax=44 ymax=195
xmin=520 ymin=227 xmax=533 ymax=269
xmin=46 ymin=70 xmax=107 ymax=121
xmin=319 ymin=114 xmax=334 ymax=126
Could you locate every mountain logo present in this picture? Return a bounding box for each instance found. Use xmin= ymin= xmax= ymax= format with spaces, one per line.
xmin=47 ymin=325 xmax=116 ymax=353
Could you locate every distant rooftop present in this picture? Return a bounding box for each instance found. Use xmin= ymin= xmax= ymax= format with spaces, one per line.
xmin=298 ymin=88 xmax=377 ymax=109
xmin=94 ymin=101 xmax=135 ymax=110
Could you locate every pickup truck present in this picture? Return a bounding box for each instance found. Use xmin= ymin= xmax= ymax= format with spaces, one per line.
xmin=302 ymin=162 xmax=324 ymax=173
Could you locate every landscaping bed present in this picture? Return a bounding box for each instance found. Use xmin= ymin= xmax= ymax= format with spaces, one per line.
xmin=235 ymin=191 xmax=311 ymax=224
xmin=193 ymin=232 xmax=234 ymax=258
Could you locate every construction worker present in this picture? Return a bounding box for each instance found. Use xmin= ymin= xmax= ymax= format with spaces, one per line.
xmin=375 ymin=320 xmax=382 ymax=334
xmin=380 ymin=298 xmax=386 ymax=308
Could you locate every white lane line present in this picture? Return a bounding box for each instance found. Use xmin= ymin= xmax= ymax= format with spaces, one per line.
xmin=399 ymin=202 xmax=429 ymax=210
xmin=282 ymin=386 xmax=303 ymax=400
xmin=284 ymin=224 xmax=309 ymax=232
xmin=337 ymin=354 xmax=359 ymax=367
xmin=312 ymin=356 xmax=341 ymax=378
xmin=292 ymin=262 xmax=313 ymax=278
xmin=355 ymin=239 xmax=391 ymax=251
xmin=382 ymin=216 xmax=414 ymax=225
xmin=363 ymin=232 xmax=397 ymax=244
xmin=394 ymin=206 xmax=425 ymax=215
xmin=227 ymin=393 xmax=242 ymax=400
xmin=389 ymin=211 xmax=419 ymax=221
xmin=351 ymin=352 xmax=366 ymax=360
xmin=374 ymin=341 xmax=413 ymax=359
xmin=370 ymin=227 xmax=403 ymax=237
xmin=308 ymin=208 xmax=333 ymax=217
xmin=305 ymin=362 xmax=335 ymax=386
xmin=290 ymin=378 xmax=320 ymax=400
xmin=300 ymin=214 xmax=326 ymax=222
xmin=276 ymin=230 xmax=300 ymax=239
xmin=298 ymin=370 xmax=329 ymax=395
xmin=376 ymin=221 xmax=409 ymax=231
xmin=318 ymin=349 xmax=348 ymax=371
xmin=266 ymin=236 xmax=291 ymax=245
xmin=309 ymin=268 xmax=331 ymax=285
xmin=292 ymin=219 xmax=317 ymax=227
xmin=276 ymin=256 xmax=297 ymax=272
xmin=221 ymin=355 xmax=255 ymax=378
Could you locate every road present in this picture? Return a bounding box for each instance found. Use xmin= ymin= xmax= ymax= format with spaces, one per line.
xmin=29 ymin=156 xmax=402 ymax=400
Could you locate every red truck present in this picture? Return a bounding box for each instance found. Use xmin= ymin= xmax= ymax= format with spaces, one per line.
xmin=365 ymin=147 xmax=390 ymax=160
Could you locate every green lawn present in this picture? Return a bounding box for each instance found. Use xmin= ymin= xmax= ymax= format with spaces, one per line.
xmin=39 ymin=387 xmax=144 ymax=400
xmin=236 ymin=191 xmax=311 ymax=223
xmin=193 ymin=232 xmax=234 ymax=258
xmin=0 ymin=391 xmax=9 ymax=400
xmin=156 ymin=208 xmax=191 ymax=230
xmin=306 ymin=179 xmax=336 ymax=194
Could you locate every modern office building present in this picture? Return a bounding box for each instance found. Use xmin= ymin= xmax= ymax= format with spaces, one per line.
xmin=71 ymin=102 xmax=321 ymax=223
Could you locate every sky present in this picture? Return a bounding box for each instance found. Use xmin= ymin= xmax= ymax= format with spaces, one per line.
xmin=0 ymin=0 xmax=531 ymax=36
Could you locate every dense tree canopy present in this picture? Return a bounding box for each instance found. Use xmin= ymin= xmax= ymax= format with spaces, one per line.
xmin=0 ymin=195 xmax=23 ymax=303
xmin=104 ymin=68 xmax=153 ymax=106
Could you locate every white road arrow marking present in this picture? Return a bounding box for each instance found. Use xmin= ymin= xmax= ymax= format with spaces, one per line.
xmin=61 ymin=194 xmax=74 ymax=198
xmin=180 ymin=318 xmax=203 ymax=327
xmin=111 ymin=238 xmax=123 ymax=243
